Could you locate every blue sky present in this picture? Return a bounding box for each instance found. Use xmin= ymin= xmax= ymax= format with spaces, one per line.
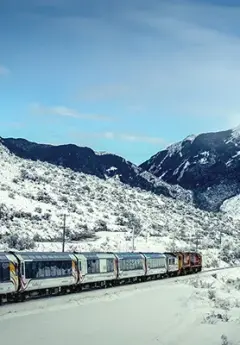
xmin=1 ymin=0 xmax=240 ymax=163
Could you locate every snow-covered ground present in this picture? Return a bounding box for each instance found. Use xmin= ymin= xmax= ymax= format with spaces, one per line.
xmin=221 ymin=195 xmax=240 ymax=219
xmin=0 ymin=142 xmax=240 ymax=266
xmin=0 ymin=268 xmax=239 ymax=345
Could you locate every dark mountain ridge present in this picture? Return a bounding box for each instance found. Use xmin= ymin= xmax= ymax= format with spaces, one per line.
xmin=140 ymin=127 xmax=240 ymax=211
xmin=2 ymin=126 xmax=240 ymax=212
xmin=0 ymin=137 xmax=193 ymax=204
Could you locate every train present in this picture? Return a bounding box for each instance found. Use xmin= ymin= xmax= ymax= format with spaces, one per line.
xmin=0 ymin=250 xmax=202 ymax=304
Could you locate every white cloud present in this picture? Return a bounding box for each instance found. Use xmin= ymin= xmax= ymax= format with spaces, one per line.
xmin=77 ymin=83 xmax=129 ymax=102
xmin=7 ymin=1 xmax=240 ymax=129
xmin=0 ymin=65 xmax=10 ymax=75
xmin=73 ymin=2 xmax=240 ymax=122
xmin=220 ymin=113 xmax=240 ymax=131
xmin=29 ymin=103 xmax=115 ymax=122
xmin=72 ymin=131 xmax=166 ymax=145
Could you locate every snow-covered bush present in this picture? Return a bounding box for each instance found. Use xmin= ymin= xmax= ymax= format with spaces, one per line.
xmin=4 ymin=232 xmax=35 ymax=250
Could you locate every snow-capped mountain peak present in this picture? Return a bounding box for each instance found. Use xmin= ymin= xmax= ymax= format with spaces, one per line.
xmin=140 ymin=127 xmax=240 ymax=212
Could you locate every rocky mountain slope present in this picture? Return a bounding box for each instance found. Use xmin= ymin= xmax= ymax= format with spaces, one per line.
xmin=0 ymin=137 xmax=192 ymax=204
xmin=0 ymin=142 xmax=240 ymax=266
xmin=140 ymin=126 xmax=240 ymax=212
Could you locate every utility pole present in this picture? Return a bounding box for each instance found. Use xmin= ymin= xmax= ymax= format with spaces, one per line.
xmin=132 ymin=225 xmax=135 ymax=252
xmin=62 ymin=214 xmax=67 ymax=252
xmin=196 ymin=233 xmax=199 ymax=252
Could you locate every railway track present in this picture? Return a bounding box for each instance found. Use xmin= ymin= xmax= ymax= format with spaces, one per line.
xmin=1 ymin=264 xmax=239 ymax=307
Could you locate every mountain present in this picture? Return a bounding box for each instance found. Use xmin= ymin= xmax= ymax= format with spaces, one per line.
xmin=0 ymin=137 xmax=192 ymax=204
xmin=0 ymin=140 xmax=240 ymax=267
xmin=140 ymin=126 xmax=240 ymax=212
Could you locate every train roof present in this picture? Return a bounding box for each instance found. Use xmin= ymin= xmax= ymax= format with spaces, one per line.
xmin=12 ymin=251 xmax=74 ymax=261
xmin=164 ymin=252 xmax=178 ymax=258
xmin=140 ymin=252 xmax=166 ymax=259
xmin=0 ymin=252 xmax=10 ymax=261
xmin=114 ymin=252 xmax=144 ymax=259
xmin=73 ymin=252 xmax=116 ymax=259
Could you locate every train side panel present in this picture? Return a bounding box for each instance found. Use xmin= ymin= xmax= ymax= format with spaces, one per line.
xmin=13 ymin=252 xmax=78 ymax=292
xmin=190 ymin=252 xmax=202 ymax=272
xmin=74 ymin=252 xmax=117 ymax=284
xmin=174 ymin=251 xmax=202 ymax=274
xmin=114 ymin=252 xmax=145 ymax=279
xmin=164 ymin=252 xmax=178 ymax=275
xmin=141 ymin=253 xmax=167 ymax=276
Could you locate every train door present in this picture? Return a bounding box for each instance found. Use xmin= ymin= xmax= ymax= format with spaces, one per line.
xmin=177 ymin=253 xmax=183 ymax=271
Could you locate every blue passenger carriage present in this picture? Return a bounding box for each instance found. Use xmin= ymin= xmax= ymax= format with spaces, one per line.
xmin=14 ymin=251 xmax=78 ymax=295
xmin=73 ymin=252 xmax=117 ymax=287
xmin=114 ymin=252 xmax=145 ymax=282
xmin=142 ymin=252 xmax=167 ymax=279
xmin=164 ymin=252 xmax=179 ymax=276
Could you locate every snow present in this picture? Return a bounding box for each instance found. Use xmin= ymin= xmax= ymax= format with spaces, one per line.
xmin=106 ymin=166 xmax=118 ymax=172
xmin=164 ymin=134 xmax=196 ymax=157
xmin=226 ymin=151 xmax=240 ymax=167
xmin=183 ymin=134 xmax=196 ymax=142
xmin=94 ymin=150 xmax=111 ymax=155
xmin=225 ymin=125 xmax=240 ymax=144
xmin=221 ymin=195 xmax=240 ymax=219
xmin=0 ymin=267 xmax=239 ymax=345
xmin=0 ymin=143 xmax=240 ymax=267
xmin=166 ymin=140 xmax=183 ymax=156
xmin=198 ymin=151 xmax=210 ymax=164
xmin=177 ymin=160 xmax=190 ymax=180
xmin=231 ymin=124 xmax=240 ymax=139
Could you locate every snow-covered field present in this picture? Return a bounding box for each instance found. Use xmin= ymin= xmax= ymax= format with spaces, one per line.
xmin=0 ymin=142 xmax=240 ymax=266
xmin=0 ymin=268 xmax=239 ymax=345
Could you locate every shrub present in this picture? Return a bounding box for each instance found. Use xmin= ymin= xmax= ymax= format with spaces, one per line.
xmin=5 ymin=232 xmax=35 ymax=250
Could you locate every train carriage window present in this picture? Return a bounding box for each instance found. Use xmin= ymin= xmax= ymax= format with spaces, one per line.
xmin=37 ymin=262 xmax=45 ymax=278
xmin=148 ymin=258 xmax=166 ymax=269
xmin=119 ymin=258 xmax=142 ymax=271
xmin=44 ymin=261 xmax=51 ymax=277
xmin=68 ymin=261 xmax=72 ymax=276
xmin=106 ymin=259 xmax=114 ymax=272
xmin=25 ymin=262 xmax=32 ymax=279
xmin=50 ymin=261 xmax=57 ymax=277
xmin=78 ymin=261 xmax=82 ymax=271
xmin=137 ymin=259 xmax=143 ymax=269
xmin=32 ymin=261 xmax=38 ymax=278
xmin=56 ymin=261 xmax=62 ymax=276
xmin=61 ymin=261 xmax=67 ymax=276
xmin=62 ymin=260 xmax=72 ymax=276
xmin=119 ymin=259 xmax=125 ymax=271
xmin=87 ymin=259 xmax=100 ymax=274
xmin=62 ymin=261 xmax=69 ymax=276
xmin=0 ymin=262 xmax=10 ymax=282
xmin=67 ymin=261 xmax=72 ymax=275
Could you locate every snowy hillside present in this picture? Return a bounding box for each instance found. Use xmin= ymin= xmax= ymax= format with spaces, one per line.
xmin=0 ymin=142 xmax=240 ymax=266
xmin=0 ymin=136 xmax=193 ymax=204
xmin=140 ymin=126 xmax=240 ymax=212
